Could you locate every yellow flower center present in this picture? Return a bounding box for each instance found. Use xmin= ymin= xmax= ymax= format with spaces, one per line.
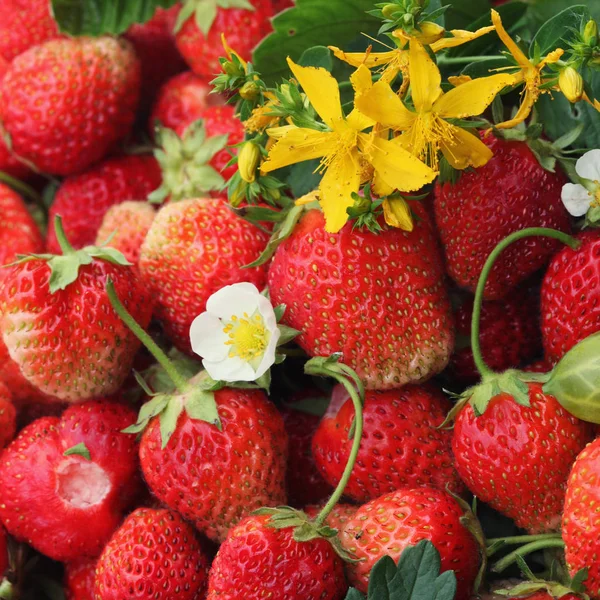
xmin=317 ymin=126 xmax=358 ymax=173
xmin=406 ymin=111 xmax=455 ymax=169
xmin=223 ymin=312 xmax=269 ymax=362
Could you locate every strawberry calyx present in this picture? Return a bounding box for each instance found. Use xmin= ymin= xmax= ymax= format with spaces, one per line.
xmin=174 ymin=0 xmax=256 ymax=36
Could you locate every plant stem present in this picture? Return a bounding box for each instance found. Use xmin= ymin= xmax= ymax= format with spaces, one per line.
xmin=106 ymin=279 xmax=189 ymax=392
xmin=471 ymin=228 xmax=580 ymax=379
xmin=492 ymin=538 xmax=565 ymax=573
xmin=52 ymin=215 xmax=75 ymax=255
xmin=437 ymin=54 xmax=505 ymax=65
xmin=486 ymin=533 xmax=563 ymax=546
xmin=0 ymin=171 xmax=43 ymax=208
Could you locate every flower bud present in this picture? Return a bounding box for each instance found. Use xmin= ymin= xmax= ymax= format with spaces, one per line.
xmin=240 ymin=81 xmax=260 ymax=101
xmin=382 ymin=4 xmax=399 ymax=19
xmin=415 ymin=21 xmax=445 ymax=44
xmin=238 ymin=142 xmax=261 ymax=183
xmin=558 ymin=66 xmax=584 ymax=103
xmin=583 ymin=19 xmax=598 ymax=46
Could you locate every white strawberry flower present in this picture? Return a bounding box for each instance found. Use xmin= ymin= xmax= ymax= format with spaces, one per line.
xmin=189 ymin=283 xmax=284 ymax=383
xmin=561 ymin=149 xmax=600 ymax=217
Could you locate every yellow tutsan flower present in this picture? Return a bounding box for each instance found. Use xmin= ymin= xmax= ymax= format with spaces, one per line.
xmin=261 ymin=59 xmax=436 ymax=233
xmin=491 ymin=9 xmax=564 ymax=129
xmin=355 ymin=39 xmax=513 ymax=170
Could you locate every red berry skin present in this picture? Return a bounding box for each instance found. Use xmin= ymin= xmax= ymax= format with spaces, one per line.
xmin=0 ymin=184 xmax=44 ymax=284
xmin=0 ymin=0 xmax=61 ymax=62
xmin=65 ymin=559 xmax=96 ymax=600
xmin=541 ymin=230 xmax=600 ymax=364
xmin=138 ymin=197 xmax=269 ymax=353
xmin=140 ymin=388 xmax=288 ymax=542
xmin=304 ymin=503 xmax=357 ymax=532
xmin=174 ymin=0 xmax=274 ymax=80
xmin=94 ymin=508 xmax=209 ymax=600
xmin=0 ymin=260 xmax=153 ymax=402
xmin=434 ymin=135 xmax=571 ymax=300
xmin=207 ymin=513 xmax=347 ymax=600
xmin=0 ymin=380 xmax=16 ymax=448
xmin=453 ymin=383 xmax=592 ymax=534
xmin=340 ymin=487 xmax=481 ymax=599
xmin=46 ymin=155 xmax=162 ymax=253
xmin=268 ymin=207 xmax=454 ymax=389
xmin=563 ymin=437 xmax=600 ymax=598
xmin=313 ymin=385 xmax=463 ymax=503
xmin=0 ymin=37 xmax=140 ymax=176
xmin=0 ymin=400 xmax=141 ymax=562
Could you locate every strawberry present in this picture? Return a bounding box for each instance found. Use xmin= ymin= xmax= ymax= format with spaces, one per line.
xmin=0 ymin=380 xmax=16 ymax=448
xmin=150 ymin=70 xmax=224 ymax=135
xmin=541 ymin=230 xmax=600 ymax=364
xmin=273 ymin=0 xmax=294 ymax=9
xmin=65 ymin=559 xmax=96 ymax=600
xmin=206 ymin=513 xmax=347 ymax=599
xmin=268 ymin=205 xmax=454 ymax=389
xmin=434 ymin=134 xmax=571 ymax=300
xmin=304 ymin=503 xmax=357 ymax=532
xmin=95 ymin=201 xmax=156 ymax=267
xmin=339 ymin=487 xmax=482 ymax=598
xmin=0 ymin=219 xmax=153 ymax=402
xmin=0 ymin=0 xmax=61 ymax=62
xmin=138 ymin=197 xmax=269 ymax=353
xmin=0 ymin=37 xmax=140 ymax=176
xmin=313 ymin=384 xmax=463 ymax=503
xmin=0 ymin=183 xmax=43 ymax=284
xmin=525 ymin=357 xmax=554 ymax=372
xmin=453 ymin=382 xmax=591 ymax=533
xmin=94 ymin=507 xmax=209 ymax=600
xmin=46 ymin=155 xmax=161 ymax=253
xmin=173 ymin=0 xmax=275 ymax=80
xmin=0 ymin=400 xmax=141 ymax=562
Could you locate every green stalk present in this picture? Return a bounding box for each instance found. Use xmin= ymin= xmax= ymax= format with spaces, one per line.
xmin=486 ymin=533 xmax=563 ymax=546
xmin=106 ymin=279 xmax=189 ymax=392
xmin=0 ymin=171 xmax=43 ymax=208
xmin=492 ymin=538 xmax=565 ymax=573
xmin=437 ymin=54 xmax=505 ymax=65
xmin=52 ymin=215 xmax=75 ymax=255
xmin=471 ymin=228 xmax=580 ymax=379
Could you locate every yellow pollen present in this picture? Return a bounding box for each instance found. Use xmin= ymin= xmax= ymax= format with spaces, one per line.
xmin=223 ymin=312 xmax=269 ymax=361
xmin=316 ymin=128 xmax=357 ymax=174
xmin=405 ymin=112 xmax=455 ymax=170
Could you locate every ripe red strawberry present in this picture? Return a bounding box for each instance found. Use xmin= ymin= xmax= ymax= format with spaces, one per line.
xmin=65 ymin=559 xmax=96 ymax=600
xmin=0 ymin=380 xmax=16 ymax=448
xmin=268 ymin=205 xmax=454 ymax=389
xmin=138 ymin=197 xmax=269 ymax=353
xmin=46 ymin=155 xmax=161 ymax=253
xmin=150 ymin=70 xmax=224 ymax=135
xmin=313 ymin=384 xmax=463 ymax=503
xmin=563 ymin=437 xmax=600 ymax=597
xmin=95 ymin=201 xmax=156 ymax=267
xmin=434 ymin=134 xmax=571 ymax=300
xmin=340 ymin=487 xmax=482 ymax=598
xmin=450 ymin=287 xmax=541 ymax=384
xmin=206 ymin=513 xmax=347 ymax=599
xmin=0 ymin=37 xmax=140 ymax=176
xmin=0 ymin=222 xmax=153 ymax=402
xmin=541 ymin=230 xmax=600 ymax=364
xmin=304 ymin=503 xmax=357 ymax=532
xmin=174 ymin=0 xmax=275 ymax=80
xmin=0 ymin=0 xmax=61 ymax=62
xmin=453 ymin=382 xmax=592 ymax=533
xmin=0 ymin=400 xmax=141 ymax=562
xmin=525 ymin=357 xmax=554 ymax=372
xmin=273 ymin=0 xmax=294 ymax=9
xmin=140 ymin=386 xmax=288 ymax=542
xmin=0 ymin=183 xmax=43 ymax=284
xmin=94 ymin=507 xmax=209 ymax=600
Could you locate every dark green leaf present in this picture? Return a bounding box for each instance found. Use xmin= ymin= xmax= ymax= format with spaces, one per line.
xmin=345 ymin=590 xmax=366 ymax=600
xmin=298 ymin=45 xmax=333 ymax=71
xmin=525 ymin=0 xmax=600 ymax=34
xmin=441 ymin=0 xmax=488 ymax=30
xmin=63 ymin=442 xmax=91 ymax=461
xmin=287 ymin=158 xmax=323 ymax=198
xmin=529 ymin=5 xmax=590 ymax=57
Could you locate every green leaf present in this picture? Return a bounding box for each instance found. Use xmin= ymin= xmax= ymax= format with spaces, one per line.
xmin=50 ymin=0 xmax=178 ymax=36
xmin=543 ymin=332 xmax=600 ymax=423
xmin=63 ymin=442 xmax=91 ymax=461
xmin=529 ymin=5 xmax=590 ymax=57
xmin=184 ymin=387 xmax=221 ymax=427
xmin=277 ymin=325 xmax=301 ymax=345
xmin=284 ymin=394 xmax=331 ymax=417
xmin=287 ymin=159 xmax=323 ymax=198
xmin=440 ymin=0 xmax=488 ymax=30
xmin=345 ymin=590 xmax=366 ymax=600
xmin=298 ymin=45 xmax=333 ymax=71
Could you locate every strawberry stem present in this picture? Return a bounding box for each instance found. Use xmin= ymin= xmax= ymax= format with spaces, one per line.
xmin=52 ymin=215 xmax=76 ymax=255
xmin=105 ymin=279 xmax=189 ymax=392
xmin=0 ymin=171 xmax=44 ymax=209
xmin=492 ymin=538 xmax=565 ymax=573
xmin=471 ymin=228 xmax=580 ymax=379
xmin=486 ymin=533 xmax=563 ymax=546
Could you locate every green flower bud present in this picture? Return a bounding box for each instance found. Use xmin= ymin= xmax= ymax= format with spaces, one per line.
xmin=583 ymin=19 xmax=598 ymax=46
xmin=240 ymin=81 xmax=260 ymax=101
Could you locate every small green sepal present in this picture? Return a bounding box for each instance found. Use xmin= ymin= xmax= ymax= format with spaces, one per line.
xmin=63 ymin=443 xmax=91 ymax=461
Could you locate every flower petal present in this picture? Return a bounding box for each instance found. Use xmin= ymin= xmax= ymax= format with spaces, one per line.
xmin=383 ymin=196 xmax=414 ymax=231
xmin=354 ymin=80 xmax=415 ymax=130
xmin=491 ymin=9 xmax=530 ymax=68
xmin=254 ymin=328 xmax=280 ymax=379
xmin=287 ymin=58 xmax=342 ymax=130
xmin=190 ymin=312 xmax=230 ymax=362
xmin=430 ymin=26 xmax=495 ymax=52
xmin=206 ymin=283 xmax=260 ymax=320
xmin=202 ymin=356 xmax=257 ymax=382
xmin=575 ymin=150 xmax=600 ymax=182
xmin=433 ymin=73 xmax=514 ymax=118
xmin=318 ymin=150 xmax=361 ymax=233
xmin=440 ymin=126 xmax=493 ymax=169
xmin=256 ymin=294 xmax=278 ymax=333
xmin=561 ymin=183 xmax=593 ymax=216
xmin=409 ymin=39 xmax=442 ymax=112
xmin=328 ymin=46 xmax=399 ymax=69
xmin=494 ymin=86 xmax=536 ymax=130
xmin=350 ymin=64 xmax=374 ymax=97
xmin=346 ymin=108 xmax=376 ymax=131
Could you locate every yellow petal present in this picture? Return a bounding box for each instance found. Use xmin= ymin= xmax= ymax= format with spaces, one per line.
xmin=494 ymin=87 xmax=536 ymax=130
xmin=355 ymin=80 xmax=415 ymax=130
xmin=383 ymin=196 xmax=414 ymax=231
xmin=409 ymin=39 xmax=442 ymax=112
xmin=346 ymin=108 xmax=375 ymax=131
xmin=430 ymin=26 xmax=494 ymax=52
xmin=440 ymin=126 xmax=493 ymax=169
xmin=261 ymin=127 xmax=337 ymax=172
xmin=318 ymin=150 xmax=361 ymax=233
xmin=448 ymin=75 xmax=472 ymax=86
xmin=540 ymin=48 xmax=564 ymax=67
xmin=350 ymin=64 xmax=374 ymax=98
xmin=221 ymin=33 xmax=247 ymax=70
xmin=287 ymin=58 xmax=342 ymax=130
xmin=491 ymin=9 xmax=530 ymax=68
xmin=583 ymin=92 xmax=600 ymax=112
xmin=433 ymin=73 xmax=514 ymax=118
xmin=295 ymin=190 xmax=320 ymax=206
xmin=329 ymin=46 xmax=399 ymax=69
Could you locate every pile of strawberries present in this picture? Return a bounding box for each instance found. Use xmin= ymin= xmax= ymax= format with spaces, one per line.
xmin=1 ymin=0 xmax=600 ymax=599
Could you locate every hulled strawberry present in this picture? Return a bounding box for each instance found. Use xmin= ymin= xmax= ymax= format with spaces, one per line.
xmin=94 ymin=508 xmax=209 ymax=600
xmin=0 ymin=218 xmax=153 ymax=402
xmin=434 ymin=134 xmax=571 ymax=300
xmin=173 ymin=0 xmax=275 ymax=80
xmin=65 ymin=559 xmax=96 ymax=600
xmin=0 ymin=37 xmax=140 ymax=175
xmin=339 ymin=487 xmax=483 ymax=598
xmin=0 ymin=400 xmax=141 ymax=562
xmin=138 ymin=198 xmax=269 ymax=353
xmin=0 ymin=380 xmax=16 ymax=448
xmin=313 ymin=384 xmax=463 ymax=503
xmin=46 ymin=154 xmax=161 ymax=253
xmin=268 ymin=206 xmax=454 ymax=389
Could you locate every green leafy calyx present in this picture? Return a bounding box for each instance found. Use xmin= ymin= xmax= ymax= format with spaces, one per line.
xmin=63 ymin=443 xmax=91 ymax=461
xmin=174 ymin=0 xmax=255 ymax=35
